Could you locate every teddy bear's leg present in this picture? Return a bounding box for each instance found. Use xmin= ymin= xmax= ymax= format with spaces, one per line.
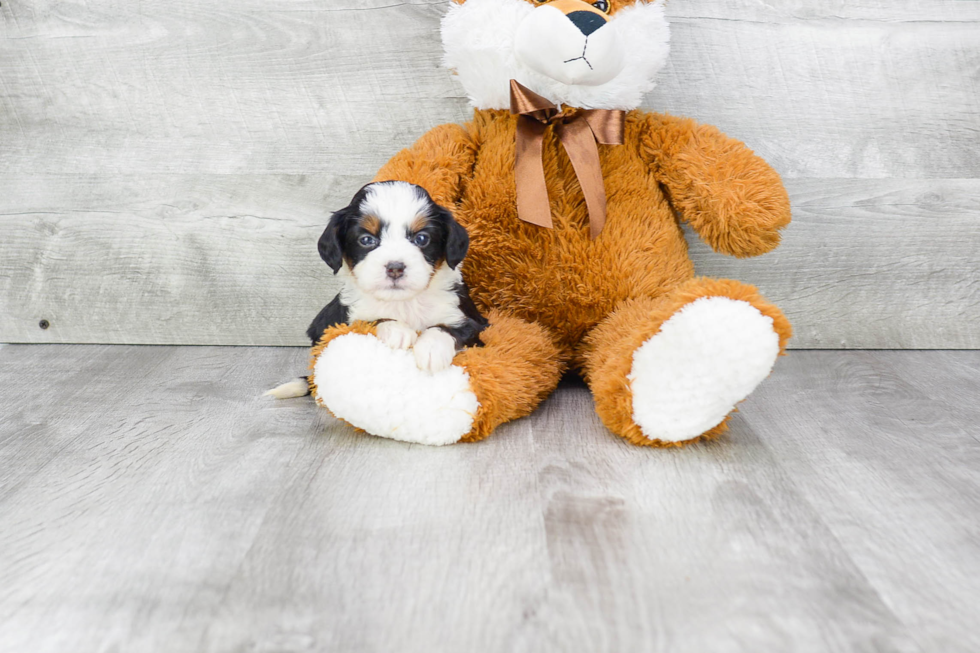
xmin=580 ymin=278 xmax=792 ymax=447
xmin=308 ymin=313 xmax=564 ymax=446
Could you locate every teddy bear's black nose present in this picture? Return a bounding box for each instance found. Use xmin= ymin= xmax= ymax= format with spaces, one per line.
xmin=566 ymin=11 xmax=606 ymax=36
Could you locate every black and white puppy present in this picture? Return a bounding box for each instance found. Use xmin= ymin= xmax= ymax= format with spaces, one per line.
xmin=306 ymin=181 xmax=488 ymax=372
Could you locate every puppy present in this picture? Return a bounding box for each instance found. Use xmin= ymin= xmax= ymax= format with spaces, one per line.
xmin=267 ymin=181 xmax=487 ymax=399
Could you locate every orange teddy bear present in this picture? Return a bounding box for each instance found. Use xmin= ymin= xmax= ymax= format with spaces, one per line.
xmin=309 ymin=0 xmax=792 ymax=446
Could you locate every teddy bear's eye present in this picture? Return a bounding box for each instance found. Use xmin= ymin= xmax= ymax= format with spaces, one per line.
xmin=592 ymin=0 xmax=609 ymax=12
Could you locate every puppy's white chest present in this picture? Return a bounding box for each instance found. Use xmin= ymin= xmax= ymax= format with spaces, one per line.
xmin=346 ymin=286 xmax=464 ymax=332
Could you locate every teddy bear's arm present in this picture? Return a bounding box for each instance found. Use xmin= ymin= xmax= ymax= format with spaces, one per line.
xmin=638 ymin=113 xmax=791 ymax=258
xmin=372 ymin=123 xmax=480 ymax=208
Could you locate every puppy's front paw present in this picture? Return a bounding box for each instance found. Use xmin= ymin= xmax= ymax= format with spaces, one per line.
xmin=414 ymin=328 xmax=457 ymax=373
xmin=376 ymin=321 xmax=418 ymax=350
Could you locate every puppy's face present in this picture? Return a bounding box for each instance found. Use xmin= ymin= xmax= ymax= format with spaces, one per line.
xmin=318 ymin=182 xmax=469 ymax=301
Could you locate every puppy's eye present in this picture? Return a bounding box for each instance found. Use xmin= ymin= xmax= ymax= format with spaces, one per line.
xmin=358 ymin=234 xmax=378 ymax=248
xmin=593 ymin=0 xmax=609 ymax=11
xmin=412 ymin=233 xmax=430 ymax=247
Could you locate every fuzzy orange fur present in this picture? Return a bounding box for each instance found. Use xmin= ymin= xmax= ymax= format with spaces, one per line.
xmin=454 ymin=311 xmax=565 ymax=442
xmin=307 ymin=315 xmax=563 ymax=443
xmin=375 ymin=109 xmax=790 ymax=347
xmin=329 ymin=103 xmax=793 ymax=446
xmin=580 ymin=277 xmax=792 ymax=447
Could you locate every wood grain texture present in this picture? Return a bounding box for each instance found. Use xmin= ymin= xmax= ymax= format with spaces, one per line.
xmin=2 ymin=177 xmax=977 ymax=347
xmin=661 ymin=0 xmax=980 ymax=178
xmin=0 ymin=173 xmax=348 ymax=346
xmin=1 ymin=0 xmax=979 ymax=346
xmin=0 ymin=0 xmax=466 ymax=176
xmin=1 ymin=0 xmax=976 ymax=177
xmin=741 ymin=351 xmax=980 ymax=653
xmin=3 ymin=345 xmax=979 ymax=651
xmin=686 ymin=179 xmax=980 ymax=349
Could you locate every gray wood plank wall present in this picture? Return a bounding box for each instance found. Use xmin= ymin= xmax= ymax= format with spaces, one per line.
xmin=1 ymin=0 xmax=978 ymax=347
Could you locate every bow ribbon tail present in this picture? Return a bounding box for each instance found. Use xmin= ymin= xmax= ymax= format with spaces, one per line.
xmin=557 ymin=118 xmax=608 ymax=240
xmin=581 ymin=109 xmax=626 ymax=146
xmin=509 ymin=79 xmax=625 ymax=238
xmin=514 ymin=115 xmax=554 ymax=230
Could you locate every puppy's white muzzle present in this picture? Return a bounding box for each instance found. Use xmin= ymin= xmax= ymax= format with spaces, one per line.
xmin=353 ymin=238 xmax=432 ymax=301
xmin=515 ymin=5 xmax=626 ymax=87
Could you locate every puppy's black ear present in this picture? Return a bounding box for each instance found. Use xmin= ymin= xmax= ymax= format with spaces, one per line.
xmin=438 ymin=207 xmax=469 ymax=270
xmin=318 ymin=208 xmax=350 ymax=274
xmin=320 ymin=184 xmax=373 ymax=272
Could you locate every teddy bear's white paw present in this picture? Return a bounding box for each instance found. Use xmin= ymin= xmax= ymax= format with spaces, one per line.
xmin=414 ymin=328 xmax=457 ymax=373
xmin=312 ymin=333 xmax=478 ymax=446
xmin=376 ymin=320 xmax=418 ymax=350
xmin=628 ymin=297 xmax=781 ymax=443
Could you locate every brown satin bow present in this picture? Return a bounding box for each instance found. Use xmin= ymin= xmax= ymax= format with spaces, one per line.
xmin=510 ymin=79 xmax=625 ymax=239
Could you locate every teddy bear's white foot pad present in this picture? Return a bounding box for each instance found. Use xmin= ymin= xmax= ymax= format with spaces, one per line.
xmin=313 ymin=333 xmax=479 ymax=446
xmin=628 ymin=297 xmax=780 ymax=443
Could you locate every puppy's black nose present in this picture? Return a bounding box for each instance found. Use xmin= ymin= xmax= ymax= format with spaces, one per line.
xmin=385 ymin=261 xmax=406 ymax=280
xmin=567 ymin=11 xmax=606 ymax=36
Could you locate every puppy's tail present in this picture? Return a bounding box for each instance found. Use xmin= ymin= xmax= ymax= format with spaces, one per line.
xmin=265 ymin=376 xmax=311 ymax=399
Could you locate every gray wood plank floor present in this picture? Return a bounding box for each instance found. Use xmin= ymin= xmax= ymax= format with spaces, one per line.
xmin=0 ymin=345 xmax=977 ymax=653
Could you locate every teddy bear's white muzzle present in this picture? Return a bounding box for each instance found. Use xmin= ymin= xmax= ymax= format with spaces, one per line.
xmin=515 ymin=5 xmax=626 ymax=87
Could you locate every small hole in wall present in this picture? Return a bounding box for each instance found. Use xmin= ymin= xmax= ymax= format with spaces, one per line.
xmin=39 ymin=319 xmax=50 ymax=330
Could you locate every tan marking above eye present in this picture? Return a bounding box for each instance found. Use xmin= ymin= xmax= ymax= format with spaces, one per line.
xmin=409 ymin=215 xmax=430 ymax=234
xmin=359 ymin=215 xmax=381 ymax=236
